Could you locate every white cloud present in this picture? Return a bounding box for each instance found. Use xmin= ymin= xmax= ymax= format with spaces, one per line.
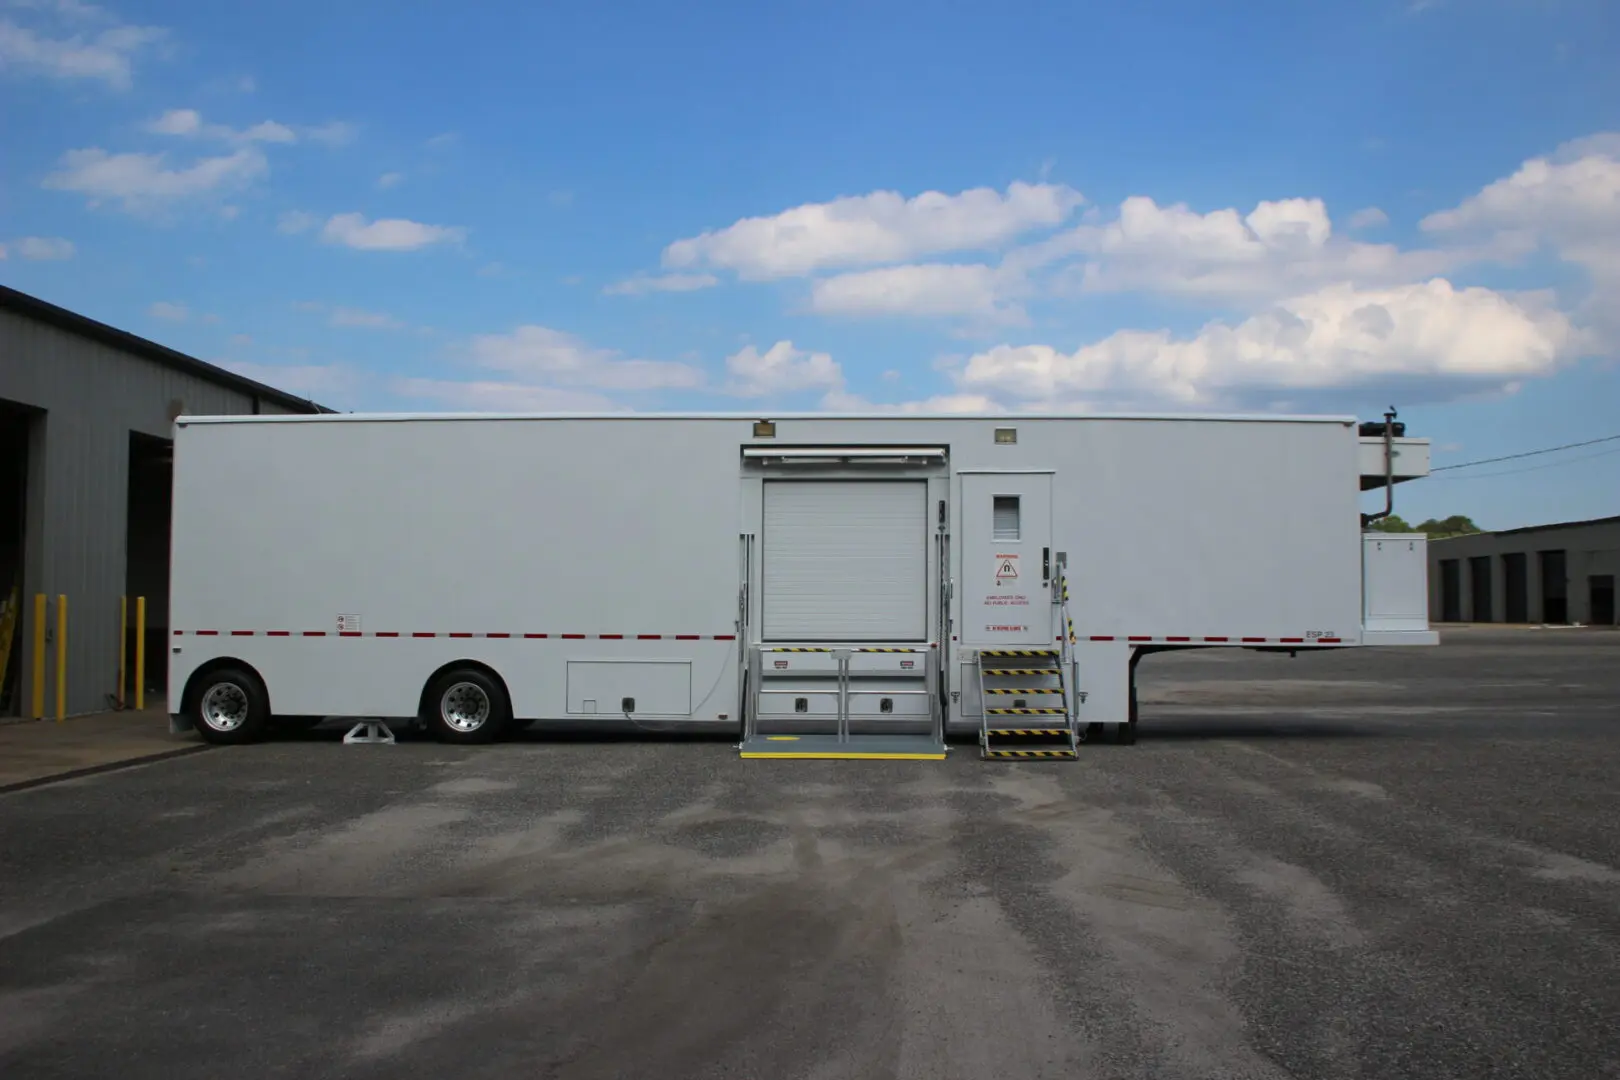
xmin=1026 ymin=194 xmax=1462 ymax=304
xmin=724 ymin=341 xmax=843 ymax=397
xmin=294 ymin=300 xmax=408 ymax=330
xmin=424 ymin=132 xmax=457 ymax=151
xmin=148 ymin=300 xmax=188 ymax=321
xmin=810 ymin=263 xmax=1020 ymax=320
xmin=467 ymin=325 xmax=703 ymax=392
xmin=319 ymin=212 xmax=465 ymax=251
xmin=953 ymin=279 xmax=1580 ymax=408
xmin=143 ymin=108 xmax=341 ymax=147
xmin=1422 ymin=132 xmax=1620 ymax=343
xmin=0 ymin=6 xmax=165 ymax=91
xmin=376 ymin=171 xmax=403 ymax=189
xmin=1421 ymin=133 xmax=1620 ymax=277
xmin=0 ymin=235 xmax=74 ymax=260
xmin=42 ymin=146 xmax=266 ymax=213
xmin=603 ymin=272 xmax=719 ymax=296
xmin=1347 ymin=206 xmax=1389 ymax=229
xmin=242 ymin=119 xmax=297 ymax=144
xmin=662 ymin=181 xmax=1084 ymax=280
xmin=329 ymin=306 xmax=404 ymax=330
xmin=304 ymin=120 xmax=356 ymax=146
xmin=145 ymin=107 xmax=200 ymax=135
xmin=278 ymin=210 xmax=317 ymax=234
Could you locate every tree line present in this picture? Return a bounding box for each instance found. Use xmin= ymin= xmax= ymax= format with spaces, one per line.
xmin=1367 ymin=514 xmax=1481 ymax=538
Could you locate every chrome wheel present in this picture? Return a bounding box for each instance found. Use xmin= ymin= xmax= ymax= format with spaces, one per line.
xmin=440 ymin=681 xmax=491 ymax=733
xmin=200 ymin=681 xmax=250 ymax=732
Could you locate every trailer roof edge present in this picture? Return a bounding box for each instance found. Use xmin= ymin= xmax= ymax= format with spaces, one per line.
xmin=174 ymin=409 xmax=1362 ymax=425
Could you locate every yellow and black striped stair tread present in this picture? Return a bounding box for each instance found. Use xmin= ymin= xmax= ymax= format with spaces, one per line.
xmin=979 ymin=668 xmax=1059 ymax=676
xmin=985 ymin=706 xmax=1067 ymax=715
xmin=984 ymin=748 xmax=1078 ymax=759
xmin=983 ymin=687 xmax=1063 ymax=694
xmin=987 ymin=726 xmax=1070 ymax=736
xmin=979 ymin=649 xmax=1060 ymax=657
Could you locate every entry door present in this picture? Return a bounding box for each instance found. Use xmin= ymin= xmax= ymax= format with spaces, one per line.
xmin=960 ymin=473 xmax=1053 ymax=646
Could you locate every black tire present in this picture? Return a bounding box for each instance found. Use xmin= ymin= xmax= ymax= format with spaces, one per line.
xmin=421 ymin=668 xmax=511 ymax=744
xmin=188 ymin=667 xmax=271 ymax=745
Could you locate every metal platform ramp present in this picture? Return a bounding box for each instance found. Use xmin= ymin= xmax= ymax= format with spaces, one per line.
xmin=739 ymin=645 xmax=948 ymax=760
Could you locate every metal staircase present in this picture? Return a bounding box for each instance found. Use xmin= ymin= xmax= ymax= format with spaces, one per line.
xmin=976 ymin=568 xmax=1085 ymax=760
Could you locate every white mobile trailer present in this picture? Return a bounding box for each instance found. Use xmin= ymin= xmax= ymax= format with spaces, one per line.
xmin=167 ymin=411 xmax=1436 ymax=758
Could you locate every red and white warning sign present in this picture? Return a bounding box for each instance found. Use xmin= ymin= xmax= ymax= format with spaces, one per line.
xmin=994 ymin=553 xmax=1019 ymax=581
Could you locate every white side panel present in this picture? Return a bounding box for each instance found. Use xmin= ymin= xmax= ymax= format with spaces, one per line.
xmin=1358 ymin=437 xmax=1431 ymax=483
xmin=168 ymin=418 xmax=744 ymax=721
xmin=1363 ymin=533 xmax=1430 ymax=632
xmin=761 ymin=480 xmax=927 ymax=641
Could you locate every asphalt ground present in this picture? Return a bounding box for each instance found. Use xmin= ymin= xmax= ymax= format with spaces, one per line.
xmin=1 ymin=626 xmax=1616 ymax=1079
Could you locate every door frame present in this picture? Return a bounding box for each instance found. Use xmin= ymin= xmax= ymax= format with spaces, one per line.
xmin=954 ymin=468 xmax=1057 ymax=649
xmin=738 ymin=462 xmax=951 ymax=646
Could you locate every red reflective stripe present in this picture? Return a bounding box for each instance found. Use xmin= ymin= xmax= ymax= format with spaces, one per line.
xmin=1242 ymin=637 xmax=1265 ymax=643
xmin=1127 ymin=635 xmax=1151 ymax=642
xmin=185 ymin=629 xmax=744 ymax=639
xmin=1167 ymin=636 xmax=1190 ymax=642
xmin=1280 ymin=637 xmax=1304 ymax=643
xmin=1204 ymin=636 xmax=1229 ymax=642
xmin=1316 ymin=637 xmax=1341 ymax=643
xmin=173 ymin=629 xmax=183 ymax=635
xmin=1090 ymin=635 xmax=1115 ymax=641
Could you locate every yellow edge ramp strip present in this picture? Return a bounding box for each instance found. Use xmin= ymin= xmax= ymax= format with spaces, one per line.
xmin=740 ymin=751 xmax=948 ymax=760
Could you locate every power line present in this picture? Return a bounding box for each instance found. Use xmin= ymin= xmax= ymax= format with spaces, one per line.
xmin=1423 ymin=443 xmax=1620 ymax=481
xmin=1429 ymin=432 xmax=1620 ymax=473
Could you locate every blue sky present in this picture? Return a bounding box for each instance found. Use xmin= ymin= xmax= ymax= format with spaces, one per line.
xmin=2 ymin=0 xmax=1617 ymax=530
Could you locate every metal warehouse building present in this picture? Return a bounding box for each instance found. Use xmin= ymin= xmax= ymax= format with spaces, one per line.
xmin=1429 ymin=515 xmax=1620 ymax=626
xmin=1 ymin=285 xmax=329 ymax=719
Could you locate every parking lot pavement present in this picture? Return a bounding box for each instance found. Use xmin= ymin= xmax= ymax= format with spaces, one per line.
xmin=0 ymin=704 xmax=196 ymax=792
xmin=0 ymin=627 xmax=1616 ymax=1079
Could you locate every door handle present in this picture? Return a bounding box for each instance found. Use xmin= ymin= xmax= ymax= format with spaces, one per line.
xmin=1042 ymin=547 xmax=1050 ymax=582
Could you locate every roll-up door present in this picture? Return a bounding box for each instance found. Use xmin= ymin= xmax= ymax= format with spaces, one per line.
xmin=762 ymin=480 xmax=927 ymax=641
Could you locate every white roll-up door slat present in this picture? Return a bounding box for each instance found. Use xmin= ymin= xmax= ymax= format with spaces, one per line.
xmin=762 ymin=480 xmax=926 ymax=641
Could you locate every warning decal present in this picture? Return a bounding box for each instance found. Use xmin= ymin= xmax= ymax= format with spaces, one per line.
xmin=994 ymin=553 xmax=1019 ymax=581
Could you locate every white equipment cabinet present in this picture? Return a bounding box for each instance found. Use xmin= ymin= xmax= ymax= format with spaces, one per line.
xmin=166 ymin=411 xmax=1437 ymax=759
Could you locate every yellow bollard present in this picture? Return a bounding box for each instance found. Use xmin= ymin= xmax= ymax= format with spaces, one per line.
xmin=135 ymin=596 xmax=146 ymax=712
xmin=31 ymin=593 xmax=45 ymax=720
xmin=118 ymin=595 xmax=128 ymax=709
xmin=55 ymin=594 xmax=67 ymax=721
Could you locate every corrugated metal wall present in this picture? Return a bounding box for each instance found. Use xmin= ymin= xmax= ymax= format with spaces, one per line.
xmin=0 ymin=308 xmax=288 ymax=717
